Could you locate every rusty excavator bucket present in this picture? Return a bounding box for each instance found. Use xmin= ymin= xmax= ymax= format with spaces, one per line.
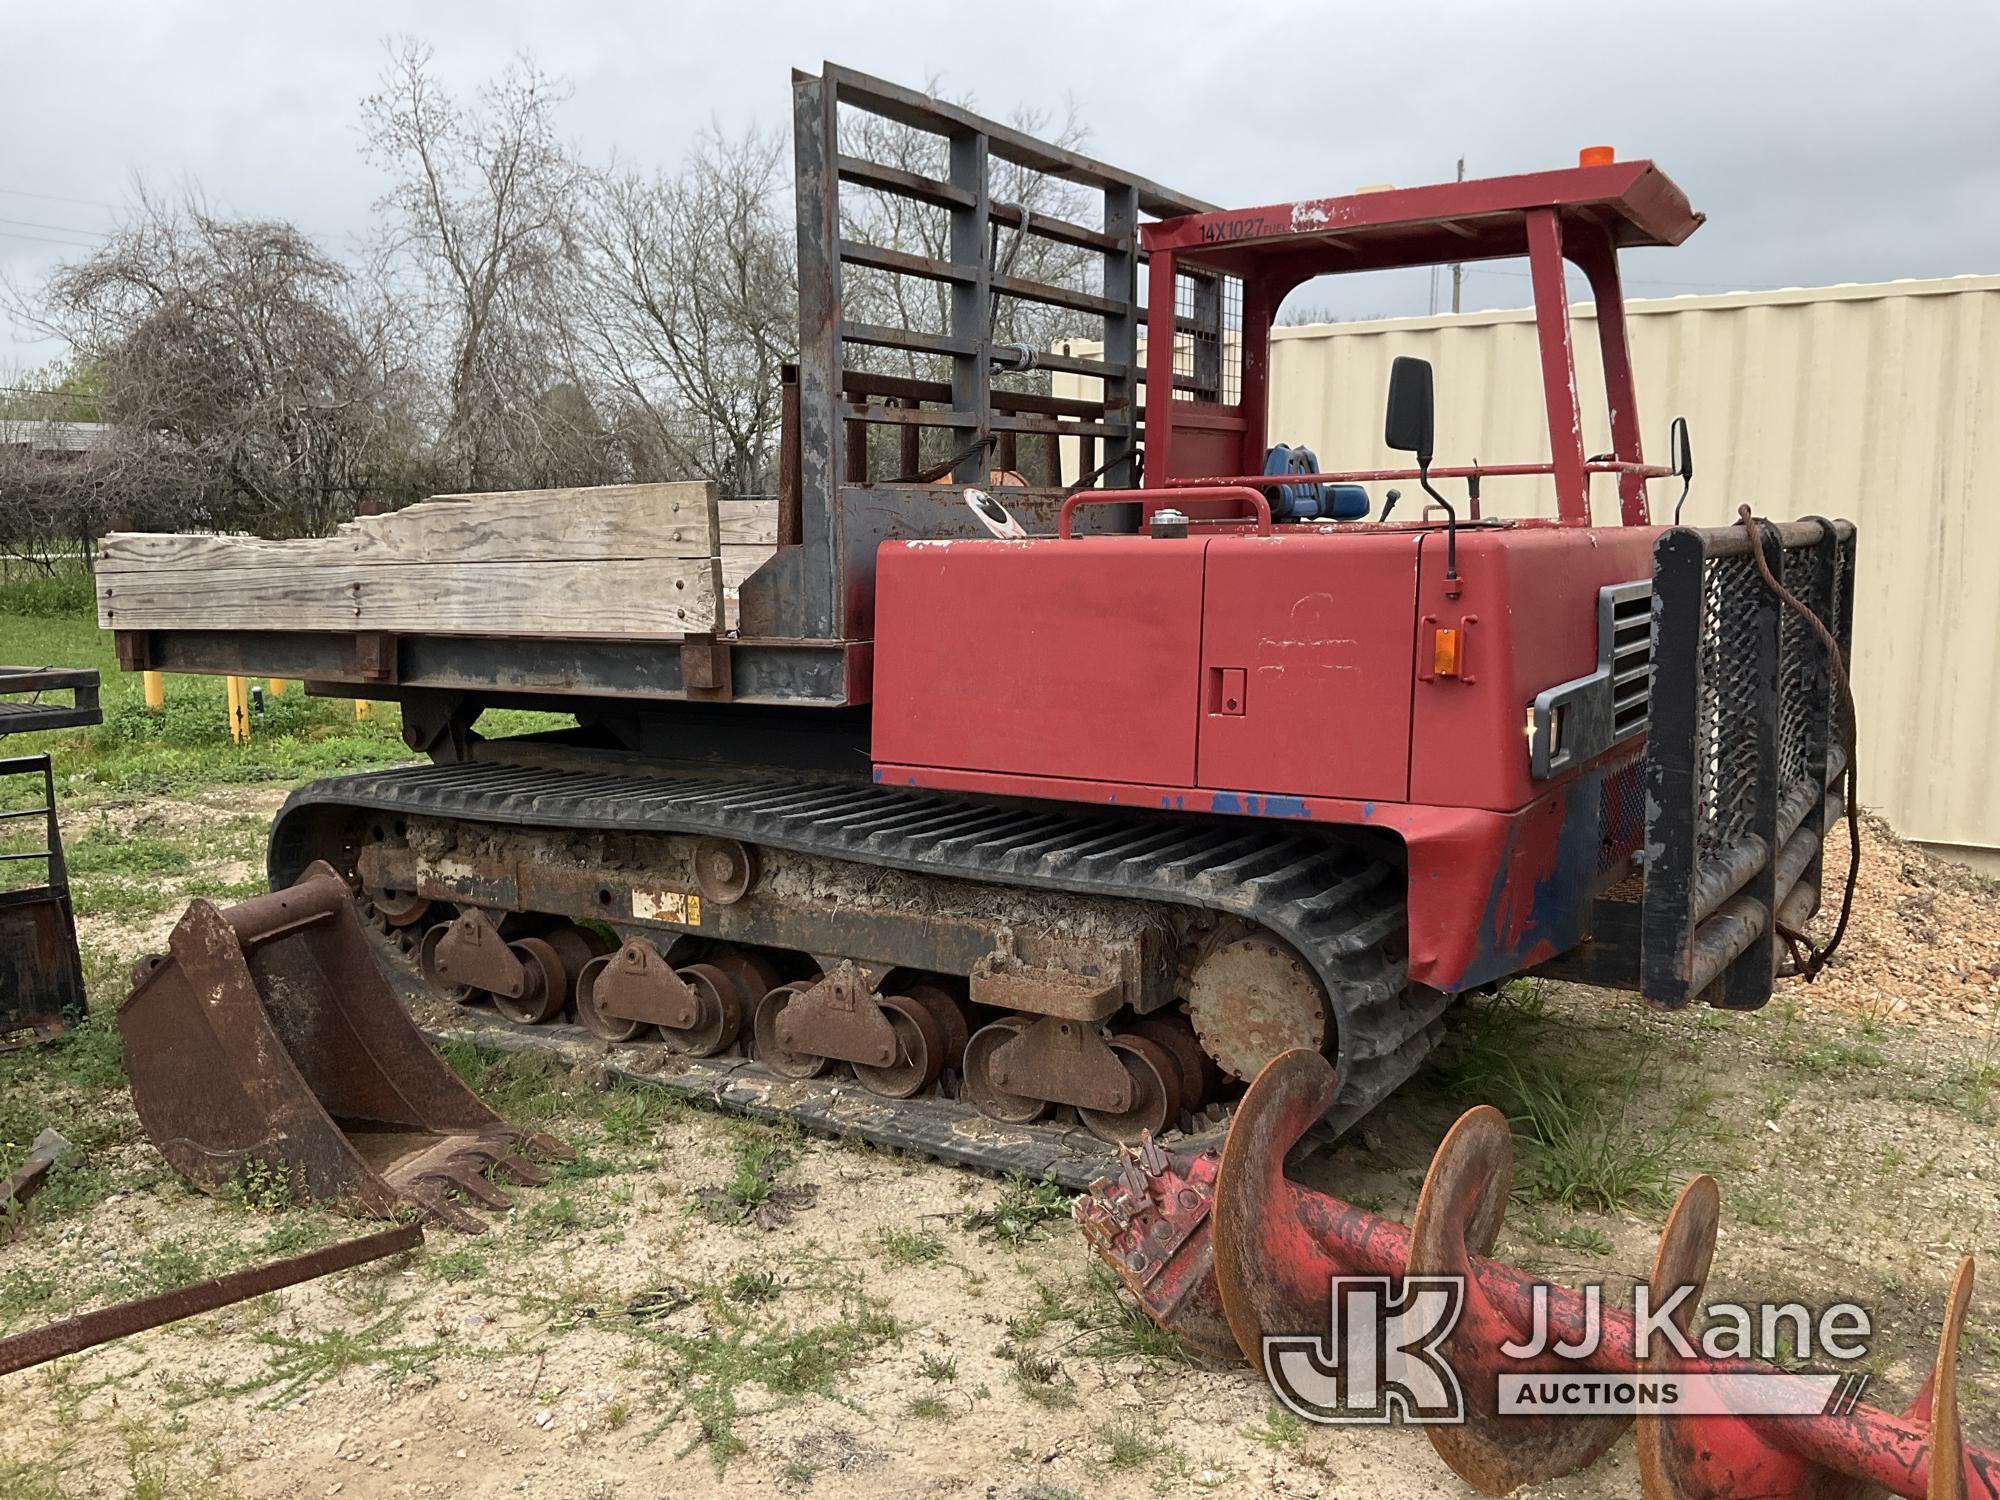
xmin=1080 ymin=1051 xmax=1998 ymax=1500
xmin=119 ymin=862 xmax=566 ymax=1232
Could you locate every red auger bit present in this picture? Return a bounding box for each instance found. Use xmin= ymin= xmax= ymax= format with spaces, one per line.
xmin=120 ymin=862 xmax=568 ymax=1233
xmin=1079 ymin=1050 xmax=1997 ymax=1499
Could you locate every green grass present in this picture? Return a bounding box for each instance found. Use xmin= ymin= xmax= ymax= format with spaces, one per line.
xmin=221 ymin=1295 xmax=449 ymax=1408
xmin=0 ymin=1015 xmax=146 ymax=1246
xmin=1099 ymin=1419 xmax=1163 ymax=1470
xmin=1068 ymin=1264 xmax=1197 ymax=1362
xmin=1246 ymin=1406 xmax=1309 ymax=1449
xmin=1009 ymin=1348 xmax=1073 ymax=1408
xmin=871 ymin=1226 xmax=947 ymax=1266
xmin=1429 ymin=984 xmax=1691 ymax=1212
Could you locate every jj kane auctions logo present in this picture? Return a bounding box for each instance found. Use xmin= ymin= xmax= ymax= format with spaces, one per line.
xmin=1262 ymin=1277 xmax=1875 ymax=1425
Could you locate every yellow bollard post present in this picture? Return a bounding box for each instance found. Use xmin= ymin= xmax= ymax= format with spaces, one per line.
xmin=354 ymin=699 xmax=372 ymax=722
xmin=226 ymin=676 xmax=250 ymax=745
xmin=142 ymin=671 xmax=165 ymax=710
xmin=267 ymin=678 xmax=288 ymax=697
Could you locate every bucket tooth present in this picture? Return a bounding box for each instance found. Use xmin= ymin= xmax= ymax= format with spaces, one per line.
xmin=117 ymin=861 xmax=565 ymax=1232
xmin=489 ymin=1153 xmax=552 ymax=1187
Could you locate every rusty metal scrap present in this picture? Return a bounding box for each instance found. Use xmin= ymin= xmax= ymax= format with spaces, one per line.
xmin=1079 ymin=1050 xmax=1999 ymax=1499
xmin=0 ymin=1223 xmax=422 ymax=1377
xmin=1 ymin=1128 xmax=70 ymax=1220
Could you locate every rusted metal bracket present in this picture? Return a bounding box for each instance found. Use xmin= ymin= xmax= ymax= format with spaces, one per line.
xmin=399 ymin=690 xmax=477 ymax=760
xmin=773 ymin=959 xmax=899 ymax=1068
xmin=680 ymin=634 xmax=733 ymax=702
xmin=354 ymin=630 xmax=399 ymax=685
xmin=969 ymin=928 xmax=1122 ymax=1021
xmin=593 ymin=938 xmax=702 ymax=1030
xmin=429 ymin=909 xmax=527 ymax=998
xmin=0 ymin=1223 xmax=423 ymax=1377
xmin=989 ymin=1014 xmax=1132 ymax=1113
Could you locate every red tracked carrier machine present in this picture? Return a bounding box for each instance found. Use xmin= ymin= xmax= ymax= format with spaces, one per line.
xmin=125 ymin=67 xmax=1855 ymax=1186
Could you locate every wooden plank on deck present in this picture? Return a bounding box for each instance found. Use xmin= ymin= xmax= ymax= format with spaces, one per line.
xmin=99 ymin=482 xmax=721 ymax=572
xmin=98 ymin=557 xmax=723 ymax=637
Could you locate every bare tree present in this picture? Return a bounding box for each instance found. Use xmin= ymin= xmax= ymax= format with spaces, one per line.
xmin=25 ymin=186 xmax=388 ymax=539
xmin=574 ymin=126 xmax=796 ymax=496
xmin=361 ymin=38 xmax=598 ymax=490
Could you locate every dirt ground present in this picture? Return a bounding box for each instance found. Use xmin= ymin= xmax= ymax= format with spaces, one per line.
xmin=1 ymin=795 xmax=1995 ymax=1500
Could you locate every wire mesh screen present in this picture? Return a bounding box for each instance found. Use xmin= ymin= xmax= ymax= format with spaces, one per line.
xmin=1169 ymin=270 xmax=1243 ymax=405
xmin=1641 ymin=518 xmax=1856 ymax=1011
xmin=1691 ymin=555 xmax=1767 ymax=873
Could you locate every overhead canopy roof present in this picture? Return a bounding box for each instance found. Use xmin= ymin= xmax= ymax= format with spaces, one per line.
xmin=1142 ymin=160 xmax=1703 ymax=278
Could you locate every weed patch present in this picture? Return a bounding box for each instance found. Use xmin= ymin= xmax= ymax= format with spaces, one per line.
xmin=637 ymin=1275 xmax=902 ymax=1473
xmin=1431 ymin=985 xmax=1690 ymax=1211
xmin=222 ymin=1296 xmax=450 ymax=1408
xmin=961 ymin=1171 xmax=1070 ymax=1247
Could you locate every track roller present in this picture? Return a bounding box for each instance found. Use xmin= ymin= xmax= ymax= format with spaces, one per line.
xmin=962 ymin=1016 xmax=1049 ymax=1124
xmin=851 ymin=994 xmax=946 ymax=1098
xmin=1079 ymin=1033 xmax=1182 ymax=1144
xmin=753 ymin=980 xmax=835 ymax=1079
xmin=961 ymin=1012 xmax=1180 ymax=1140
xmin=575 ymin=938 xmax=752 ymax=1055
xmin=417 ymin=921 xmax=475 ymax=1004
xmin=419 ymin=909 xmax=591 ymax=1024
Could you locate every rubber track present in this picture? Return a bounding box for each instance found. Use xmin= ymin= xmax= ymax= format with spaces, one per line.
xmin=274 ymin=763 xmax=1450 ymax=1180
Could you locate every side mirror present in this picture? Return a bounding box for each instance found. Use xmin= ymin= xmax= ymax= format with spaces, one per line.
xmin=1669 ymin=415 xmax=1694 ymax=482
xmin=1384 ymin=356 xmax=1436 ymax=468
xmin=1669 ymin=415 xmax=1695 ymax=523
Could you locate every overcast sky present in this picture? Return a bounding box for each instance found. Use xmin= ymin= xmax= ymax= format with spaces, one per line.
xmin=5 ymin=0 xmax=1998 ymax=375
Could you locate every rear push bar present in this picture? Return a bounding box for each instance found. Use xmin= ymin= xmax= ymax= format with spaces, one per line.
xmin=1639 ymin=517 xmax=1856 ymax=1009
